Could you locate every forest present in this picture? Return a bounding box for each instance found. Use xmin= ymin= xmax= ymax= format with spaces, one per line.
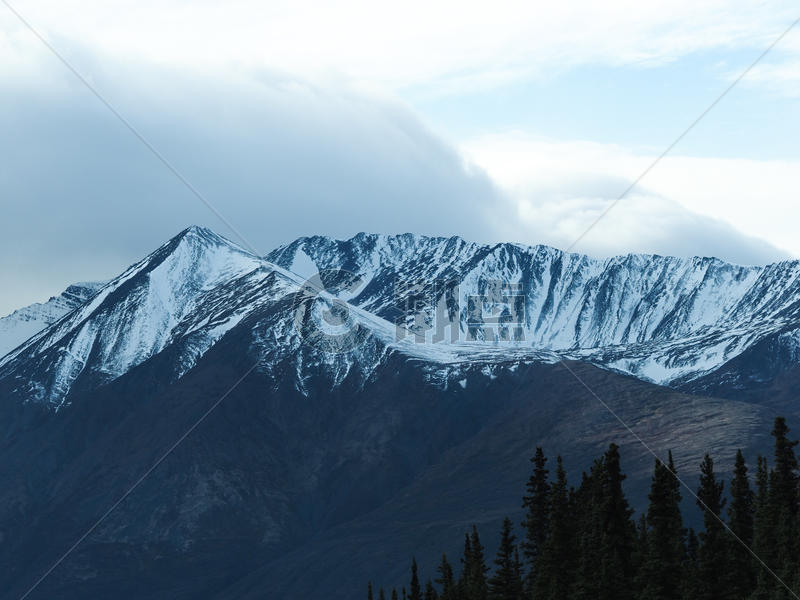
xmin=367 ymin=417 xmax=800 ymax=600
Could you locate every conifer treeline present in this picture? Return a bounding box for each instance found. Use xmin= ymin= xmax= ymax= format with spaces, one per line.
xmin=368 ymin=417 xmax=800 ymax=600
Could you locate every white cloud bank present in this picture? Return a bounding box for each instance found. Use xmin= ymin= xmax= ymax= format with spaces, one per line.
xmin=462 ymin=134 xmax=798 ymax=262
xmin=0 ymin=3 xmax=796 ymax=315
xmin=2 ymin=0 xmax=799 ymax=93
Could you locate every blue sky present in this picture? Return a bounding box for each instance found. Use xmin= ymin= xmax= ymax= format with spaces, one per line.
xmin=413 ymin=48 xmax=800 ymax=160
xmin=1 ymin=1 xmax=799 ymax=314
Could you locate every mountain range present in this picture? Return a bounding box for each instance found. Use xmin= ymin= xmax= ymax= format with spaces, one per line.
xmin=0 ymin=226 xmax=797 ymax=599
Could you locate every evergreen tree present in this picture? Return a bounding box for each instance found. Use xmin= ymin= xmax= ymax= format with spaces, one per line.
xmin=512 ymin=548 xmax=523 ymax=598
xmin=488 ymin=517 xmax=524 ymax=600
xmin=521 ymin=447 xmax=550 ymax=591
xmin=570 ymin=444 xmax=636 ymax=600
xmin=410 ymin=558 xmax=422 ymax=600
xmin=571 ymin=461 xmax=602 ymax=600
xmin=424 ymin=580 xmax=438 ymax=600
xmin=682 ymin=528 xmax=700 ymax=600
xmin=467 ymin=527 xmax=489 ymax=600
xmin=771 ymin=417 xmax=799 ymax=516
xmin=726 ymin=449 xmax=756 ymax=598
xmin=366 ymin=421 xmax=800 ymax=600
xmin=771 ymin=417 xmax=799 ymax=590
xmin=686 ymin=528 xmax=699 ymax=563
xmin=460 ymin=527 xmax=489 ymax=600
xmin=598 ymin=444 xmax=636 ymax=600
xmin=379 ymin=590 xmax=386 ymax=600
xmin=639 ymin=452 xmax=685 ymax=600
xmin=751 ymin=455 xmax=774 ymax=600
xmin=694 ymin=454 xmax=727 ymax=600
xmin=435 ymin=554 xmax=455 ymax=600
xmin=532 ymin=456 xmax=574 ymax=600
xmin=753 ymin=418 xmax=800 ymax=598
xmin=632 ymin=514 xmax=648 ymax=578
xmin=457 ymin=533 xmax=473 ymax=599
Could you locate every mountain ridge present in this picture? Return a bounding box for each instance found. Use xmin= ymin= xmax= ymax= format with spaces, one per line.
xmin=0 ymin=226 xmax=796 ymax=600
xmin=4 ymin=226 xmax=800 ymax=409
xmin=268 ymin=231 xmax=800 ymax=386
xmin=0 ymin=281 xmax=106 ymax=358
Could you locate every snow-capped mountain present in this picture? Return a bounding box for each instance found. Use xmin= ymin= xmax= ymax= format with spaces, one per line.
xmin=4 ymin=226 xmax=800 ymax=410
xmin=1 ymin=227 xmax=795 ymax=600
xmin=0 ymin=227 xmax=264 ymax=407
xmin=269 ymin=233 xmax=800 ymax=386
xmin=0 ymin=228 xmax=559 ymax=409
xmin=0 ymin=281 xmax=105 ymax=357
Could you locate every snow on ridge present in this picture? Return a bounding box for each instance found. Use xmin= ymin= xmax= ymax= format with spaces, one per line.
xmin=6 ymin=227 xmax=800 ymax=407
xmin=0 ymin=281 xmax=107 ymax=359
xmin=0 ymin=226 xmax=264 ymax=405
xmin=267 ymin=232 xmax=800 ymax=386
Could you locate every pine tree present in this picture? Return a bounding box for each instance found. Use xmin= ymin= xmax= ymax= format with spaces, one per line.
xmin=424 ymin=580 xmax=438 ymax=600
xmin=466 ymin=526 xmax=489 ymax=600
xmin=458 ymin=533 xmax=473 ymax=599
xmin=459 ymin=527 xmax=489 ymax=600
xmin=751 ymin=454 xmax=774 ymax=599
xmin=639 ymin=452 xmax=685 ymax=600
xmin=599 ymin=444 xmax=636 ymax=600
xmin=771 ymin=417 xmax=799 ymax=589
xmin=752 ymin=417 xmax=800 ymax=598
xmin=682 ymin=528 xmax=700 ymax=600
xmin=521 ymin=447 xmax=550 ymax=591
xmin=571 ymin=461 xmax=603 ymax=600
xmin=379 ymin=589 xmax=386 ymax=600
xmin=632 ymin=514 xmax=648 ymax=578
xmin=726 ymin=449 xmax=756 ymax=598
xmin=410 ymin=558 xmax=422 ymax=600
xmin=686 ymin=528 xmax=699 ymax=564
xmin=365 ymin=421 xmax=800 ymax=600
xmin=435 ymin=554 xmax=456 ymax=600
xmin=488 ymin=517 xmax=524 ymax=600
xmin=570 ymin=444 xmax=636 ymax=600
xmin=532 ymin=456 xmax=574 ymax=600
xmin=694 ymin=454 xmax=727 ymax=600
xmin=512 ymin=548 xmax=523 ymax=598
xmin=771 ymin=417 xmax=799 ymax=516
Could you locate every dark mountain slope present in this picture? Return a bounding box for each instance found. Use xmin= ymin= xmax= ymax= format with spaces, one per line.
xmin=0 ymin=341 xmax=775 ymax=599
xmin=0 ymin=227 xmax=793 ymax=599
xmin=221 ymin=362 xmax=776 ymax=600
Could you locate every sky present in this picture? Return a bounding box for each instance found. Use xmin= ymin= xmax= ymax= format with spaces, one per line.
xmin=1 ymin=0 xmax=800 ymax=314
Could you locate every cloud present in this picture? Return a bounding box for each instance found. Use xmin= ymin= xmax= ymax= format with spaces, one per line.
xmin=462 ymin=134 xmax=795 ymax=264
xmin=0 ymin=54 xmax=508 ymax=314
xmin=0 ymin=20 xmax=794 ymax=316
xmin=2 ymin=0 xmax=798 ymax=94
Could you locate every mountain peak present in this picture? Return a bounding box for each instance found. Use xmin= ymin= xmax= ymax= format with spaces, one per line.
xmin=0 ymin=226 xmax=264 ymax=406
xmin=173 ymin=225 xmax=255 ymax=255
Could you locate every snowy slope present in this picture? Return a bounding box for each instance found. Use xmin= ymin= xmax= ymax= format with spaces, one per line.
xmin=269 ymin=233 xmax=800 ymax=385
xmin=0 ymin=282 xmax=105 ymax=358
xmin=5 ymin=226 xmax=800 ymax=409
xmin=0 ymin=227 xmax=263 ymax=407
xmin=0 ymin=227 xmax=523 ymax=408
